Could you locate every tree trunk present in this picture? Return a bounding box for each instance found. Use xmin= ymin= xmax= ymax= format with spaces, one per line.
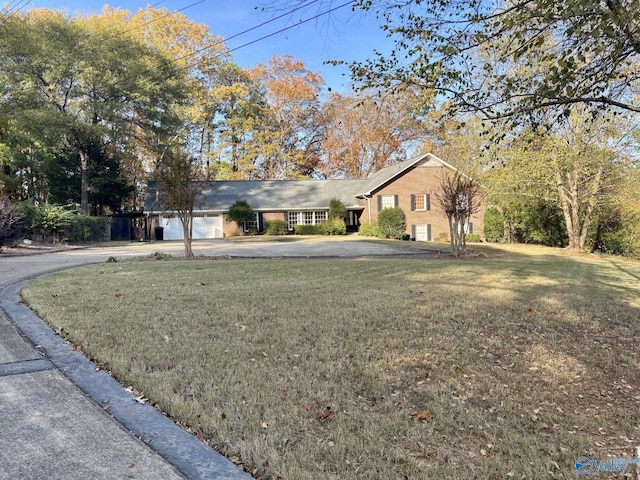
xmin=578 ymin=163 xmax=604 ymax=250
xmin=179 ymin=209 xmax=194 ymax=258
xmin=447 ymin=215 xmax=458 ymax=257
xmin=181 ymin=216 xmax=193 ymax=258
xmin=79 ymin=147 xmax=90 ymax=216
xmin=556 ymin=169 xmax=579 ymax=251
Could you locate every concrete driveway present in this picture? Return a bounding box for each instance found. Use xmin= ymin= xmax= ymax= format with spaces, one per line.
xmin=0 ymin=238 xmax=431 ymax=479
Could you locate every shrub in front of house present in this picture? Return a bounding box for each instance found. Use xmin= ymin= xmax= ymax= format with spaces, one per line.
xmin=227 ymin=200 xmax=256 ymax=235
xmin=264 ymin=219 xmax=288 ymax=235
xmin=465 ymin=233 xmax=481 ymax=243
xmin=294 ymin=224 xmax=321 ymax=235
xmin=319 ymin=218 xmax=346 ymax=235
xmin=378 ymin=207 xmax=407 ymax=240
xmin=328 ymin=198 xmax=347 ymax=221
xmin=359 ymin=222 xmax=381 ymax=238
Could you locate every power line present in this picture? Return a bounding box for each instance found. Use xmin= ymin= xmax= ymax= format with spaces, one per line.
xmin=1 ymin=0 xmax=31 ymax=16
xmin=114 ymin=0 xmax=324 ymax=88
xmin=218 ymin=1 xmax=355 ymax=63
xmin=127 ymin=0 xmax=355 ymax=87
xmin=118 ymin=0 xmax=206 ymax=37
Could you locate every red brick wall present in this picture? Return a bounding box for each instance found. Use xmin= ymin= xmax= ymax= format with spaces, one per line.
xmin=360 ymin=165 xmax=485 ymax=241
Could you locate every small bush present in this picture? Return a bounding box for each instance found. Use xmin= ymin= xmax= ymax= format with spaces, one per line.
xmin=149 ymin=251 xmax=171 ymax=261
xmin=378 ymin=207 xmax=407 ymax=240
xmin=466 ymin=233 xmax=481 ymax=243
xmin=294 ymin=224 xmax=321 ymax=235
xmin=359 ymin=222 xmax=381 ymax=238
xmin=319 ymin=218 xmax=346 ymax=235
xmin=438 ymin=232 xmax=449 ymax=242
xmin=105 ymin=256 xmax=119 ymax=263
xmin=264 ymin=219 xmax=288 ymax=236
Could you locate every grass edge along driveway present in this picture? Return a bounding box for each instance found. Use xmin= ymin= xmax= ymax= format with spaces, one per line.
xmin=22 ymin=244 xmax=640 ymax=480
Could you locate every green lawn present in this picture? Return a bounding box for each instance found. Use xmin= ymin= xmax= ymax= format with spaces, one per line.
xmin=22 ymin=244 xmax=640 ymax=479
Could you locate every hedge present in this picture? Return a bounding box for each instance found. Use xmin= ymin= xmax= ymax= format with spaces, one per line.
xmin=294 ymin=224 xmax=321 ymax=235
xmin=359 ymin=222 xmax=381 ymax=238
xmin=319 ymin=218 xmax=346 ymax=235
xmin=264 ymin=219 xmax=288 ymax=236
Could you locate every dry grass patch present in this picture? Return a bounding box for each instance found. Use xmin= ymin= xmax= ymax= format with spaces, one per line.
xmin=21 ymin=246 xmax=640 ymax=479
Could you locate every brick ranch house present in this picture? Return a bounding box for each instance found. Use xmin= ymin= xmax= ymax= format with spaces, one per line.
xmin=143 ymin=152 xmax=485 ymax=241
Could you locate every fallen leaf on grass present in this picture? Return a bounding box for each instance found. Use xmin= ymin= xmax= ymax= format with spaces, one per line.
xmin=411 ymin=409 xmax=434 ymax=422
xmin=318 ymin=406 xmax=334 ymax=422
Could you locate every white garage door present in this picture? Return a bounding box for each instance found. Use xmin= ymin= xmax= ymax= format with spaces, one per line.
xmin=161 ymin=213 xmax=223 ymax=240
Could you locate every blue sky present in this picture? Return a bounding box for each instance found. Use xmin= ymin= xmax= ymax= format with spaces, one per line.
xmin=23 ymin=0 xmax=393 ymax=93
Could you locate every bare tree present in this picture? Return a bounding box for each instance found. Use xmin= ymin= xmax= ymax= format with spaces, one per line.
xmin=156 ymin=149 xmax=205 ymax=258
xmin=435 ymin=171 xmax=483 ymax=257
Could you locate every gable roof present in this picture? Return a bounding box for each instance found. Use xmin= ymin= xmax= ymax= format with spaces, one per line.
xmin=145 ymin=179 xmax=368 ymax=213
xmin=354 ymin=152 xmax=459 ymax=198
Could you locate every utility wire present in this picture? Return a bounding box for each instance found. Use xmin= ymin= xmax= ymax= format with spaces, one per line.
xmin=163 ymin=0 xmax=355 ymax=81
xmin=216 ymin=0 xmax=354 ymax=63
xmin=1 ymin=0 xmax=31 ymax=16
xmin=113 ymin=0 xmax=323 ymax=88
xmin=117 ymin=0 xmax=206 ymax=37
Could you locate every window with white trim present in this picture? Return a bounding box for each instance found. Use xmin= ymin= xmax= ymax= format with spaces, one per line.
xmin=287 ymin=211 xmax=328 ymax=230
xmin=381 ymin=195 xmax=395 ymax=209
xmin=414 ymin=224 xmax=432 ymax=241
xmin=412 ymin=193 xmax=431 ymax=211
xmin=243 ymin=214 xmax=258 ymax=232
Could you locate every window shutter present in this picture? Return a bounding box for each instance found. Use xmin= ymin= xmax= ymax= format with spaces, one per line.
xmin=411 ymin=224 xmax=416 ymax=239
xmin=427 ymin=224 xmax=432 ymax=241
xmin=426 ymin=194 xmax=431 ymax=211
xmin=258 ymin=213 xmax=263 ymax=232
xmin=377 ymin=195 xmax=382 ymax=212
xmin=393 ymin=195 xmax=398 ymax=208
xmin=410 ymin=194 xmax=415 ymax=211
xmin=468 ymin=222 xmax=473 ymax=234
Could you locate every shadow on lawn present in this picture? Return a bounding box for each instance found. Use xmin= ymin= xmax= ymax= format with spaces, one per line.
xmin=400 ymin=248 xmax=640 ymax=464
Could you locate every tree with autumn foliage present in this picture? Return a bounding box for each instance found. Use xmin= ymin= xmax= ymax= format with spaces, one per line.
xmin=249 ymin=55 xmax=325 ymax=179
xmin=318 ymin=89 xmax=429 ymax=179
xmin=208 ymin=64 xmax=265 ymax=180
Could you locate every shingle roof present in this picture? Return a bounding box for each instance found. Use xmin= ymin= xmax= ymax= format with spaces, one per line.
xmin=144 ymin=179 xmax=368 ymax=212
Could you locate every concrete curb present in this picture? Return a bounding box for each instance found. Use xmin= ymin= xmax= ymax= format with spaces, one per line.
xmin=0 ymin=279 xmax=252 ymax=480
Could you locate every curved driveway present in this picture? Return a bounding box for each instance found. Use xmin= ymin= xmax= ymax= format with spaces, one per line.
xmin=0 ymin=238 xmax=430 ymax=479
